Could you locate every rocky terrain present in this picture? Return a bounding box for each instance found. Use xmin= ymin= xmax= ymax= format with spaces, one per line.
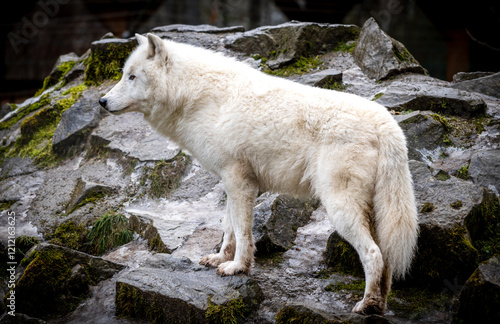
xmin=1 ymin=18 xmax=500 ymax=323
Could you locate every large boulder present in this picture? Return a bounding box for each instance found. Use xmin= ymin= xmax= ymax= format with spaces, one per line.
xmin=225 ymin=21 xmax=360 ymax=69
xmin=3 ymin=243 xmax=124 ymax=318
xmin=353 ymin=18 xmax=427 ymax=80
xmin=374 ymin=81 xmax=486 ymax=118
xmin=52 ymin=97 xmax=102 ymax=155
xmin=454 ymin=256 xmax=500 ymax=323
xmin=394 ymin=111 xmax=449 ymax=161
xmin=452 ymin=72 xmax=500 ymax=99
xmin=253 ymin=193 xmax=319 ymax=255
xmin=115 ymin=254 xmax=263 ymax=323
xmin=276 ymin=304 xmax=392 ymax=324
xmin=469 ymin=149 xmax=500 ymax=194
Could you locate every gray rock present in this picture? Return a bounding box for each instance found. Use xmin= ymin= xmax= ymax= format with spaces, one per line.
xmin=295 ymin=68 xmax=342 ymax=88
xmin=276 ymin=304 xmax=393 ymax=324
xmin=0 ymin=157 xmax=38 ymax=179
xmin=353 ymin=18 xmax=427 ymax=81
xmin=151 ymin=24 xmax=245 ymax=34
xmin=395 ymin=111 xmax=449 ymax=161
xmin=469 ymin=149 xmax=500 ymax=193
xmin=91 ymin=112 xmax=180 ymax=162
xmin=11 ymin=243 xmax=124 ymax=318
xmin=0 ymin=313 xmax=48 ymax=324
xmin=452 ymin=71 xmax=495 ymax=83
xmin=115 ymin=254 xmax=263 ymax=323
xmin=0 ymin=103 xmax=13 ymax=120
xmin=454 ymin=256 xmax=500 ymax=323
xmin=170 ymin=167 xmax=221 ymax=201
xmin=65 ymin=177 xmax=116 ymax=214
xmin=253 ymin=193 xmax=319 ymax=255
xmin=225 ymin=21 xmax=360 ymax=68
xmin=52 ymin=98 xmax=102 ymax=155
xmin=375 ymin=81 xmax=486 ymax=117
xmin=409 ymin=161 xmax=499 ymax=283
xmin=452 ymin=72 xmax=500 ymax=99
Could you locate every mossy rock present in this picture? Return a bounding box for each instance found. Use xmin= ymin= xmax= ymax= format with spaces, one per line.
xmin=4 ymin=243 xmax=124 ymax=318
xmin=324 ymin=231 xmax=364 ymax=278
xmin=49 ymin=220 xmax=90 ymax=252
xmin=116 ymin=255 xmax=263 ymax=324
xmin=275 ymin=304 xmax=390 ymax=324
xmin=116 ymin=282 xmax=205 ymax=324
xmin=465 ymin=190 xmax=500 ymax=261
xmin=454 ymin=256 xmax=500 ymax=323
xmin=141 ymin=154 xmax=191 ymax=198
xmin=84 ymin=38 xmax=137 ymax=86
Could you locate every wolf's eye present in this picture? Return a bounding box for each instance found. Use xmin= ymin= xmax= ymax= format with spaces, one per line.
xmin=129 ymin=74 xmax=136 ymax=80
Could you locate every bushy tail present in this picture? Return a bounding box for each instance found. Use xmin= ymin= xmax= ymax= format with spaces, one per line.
xmin=373 ymin=122 xmax=419 ymax=280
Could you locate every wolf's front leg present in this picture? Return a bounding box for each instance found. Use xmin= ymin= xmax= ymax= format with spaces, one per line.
xmin=200 ymin=205 xmax=236 ymax=267
xmin=216 ymin=164 xmax=258 ymax=276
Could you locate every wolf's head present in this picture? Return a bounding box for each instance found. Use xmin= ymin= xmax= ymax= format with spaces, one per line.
xmin=99 ymin=33 xmax=171 ymax=116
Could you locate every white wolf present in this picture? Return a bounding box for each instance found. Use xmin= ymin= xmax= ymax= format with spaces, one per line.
xmin=100 ymin=33 xmax=418 ymax=315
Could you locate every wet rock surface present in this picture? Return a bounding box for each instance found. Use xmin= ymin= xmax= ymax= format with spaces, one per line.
xmin=1 ymin=19 xmax=499 ymax=324
xmin=454 ymin=256 xmax=500 ymax=323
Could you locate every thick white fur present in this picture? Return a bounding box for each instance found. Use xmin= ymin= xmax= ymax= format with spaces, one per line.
xmin=102 ymin=33 xmax=419 ymax=315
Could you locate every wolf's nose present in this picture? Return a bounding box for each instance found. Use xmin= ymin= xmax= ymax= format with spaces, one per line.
xmin=99 ymin=98 xmax=107 ymax=109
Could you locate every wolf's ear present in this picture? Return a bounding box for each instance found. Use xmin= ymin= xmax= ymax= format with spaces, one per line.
xmin=146 ymin=33 xmax=168 ymax=63
xmin=135 ymin=33 xmax=147 ymax=46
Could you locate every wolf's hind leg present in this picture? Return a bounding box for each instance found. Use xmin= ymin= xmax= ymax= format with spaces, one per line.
xmin=200 ymin=205 xmax=236 ymax=267
xmin=324 ymin=196 xmax=386 ymax=315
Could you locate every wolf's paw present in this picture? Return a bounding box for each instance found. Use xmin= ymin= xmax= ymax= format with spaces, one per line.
xmin=199 ymin=253 xmax=224 ymax=267
xmin=352 ymin=297 xmax=385 ymax=315
xmin=216 ymin=261 xmax=250 ymax=276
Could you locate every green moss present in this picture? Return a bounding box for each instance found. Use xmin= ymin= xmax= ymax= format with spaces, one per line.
xmin=456 ymin=164 xmax=470 ymax=180
xmin=333 ymin=41 xmax=356 ymax=53
xmin=450 ymin=200 xmax=463 ymax=209
xmin=264 ymin=56 xmax=323 ymax=77
xmin=206 ymin=297 xmax=247 ymax=324
xmin=324 ymin=232 xmax=364 ymax=277
xmin=393 ymin=45 xmax=411 ymax=63
xmin=84 ymin=41 xmax=136 ymax=86
xmin=49 ymin=221 xmax=90 ymax=252
xmin=324 ymin=81 xmax=348 ymax=92
xmin=34 ymin=61 xmax=76 ymax=97
xmin=15 ymin=235 xmax=40 ymax=261
xmin=7 ymin=85 xmax=86 ymax=167
xmin=87 ymin=212 xmax=134 ymax=255
xmin=116 ymin=282 xmax=204 ymax=323
xmin=430 ymin=113 xmax=451 ymax=131
xmin=410 ymin=225 xmax=479 ymax=285
xmin=420 ymin=202 xmax=435 ymax=213
xmin=68 ymin=190 xmax=106 ymax=215
xmin=434 ymin=170 xmax=451 ymax=181
xmin=325 ymin=280 xmax=365 ymax=293
xmin=387 ymin=286 xmax=451 ymax=320
xmin=0 ymin=93 xmax=51 ymax=130
xmin=275 ymin=305 xmax=336 ymax=324
xmin=0 ymin=200 xmax=16 ymax=211
xmin=372 ymin=92 xmax=384 ymax=101
xmin=465 ymin=191 xmax=500 ymax=261
xmin=6 ymin=248 xmax=87 ymax=317
xmin=141 ymin=154 xmax=190 ymax=198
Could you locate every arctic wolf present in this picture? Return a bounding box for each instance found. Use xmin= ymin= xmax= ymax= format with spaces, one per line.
xmin=100 ymin=33 xmax=418 ymax=315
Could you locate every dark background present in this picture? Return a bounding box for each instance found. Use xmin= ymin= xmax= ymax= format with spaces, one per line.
xmin=1 ymin=0 xmax=499 ymax=105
